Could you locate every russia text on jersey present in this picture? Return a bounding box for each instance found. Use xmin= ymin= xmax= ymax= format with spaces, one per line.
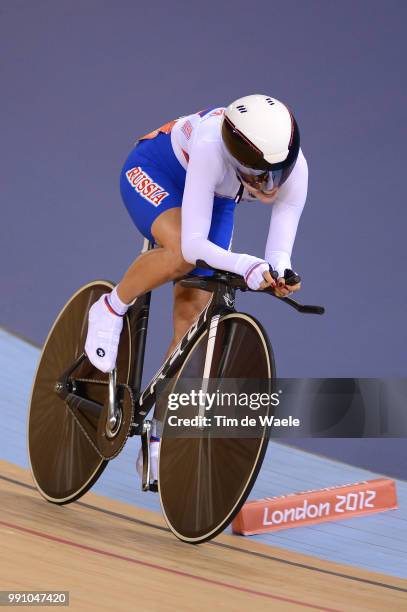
xmin=126 ymin=166 xmax=169 ymax=207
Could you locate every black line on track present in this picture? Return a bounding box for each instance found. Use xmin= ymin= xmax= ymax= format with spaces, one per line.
xmin=1 ymin=473 xmax=406 ymax=595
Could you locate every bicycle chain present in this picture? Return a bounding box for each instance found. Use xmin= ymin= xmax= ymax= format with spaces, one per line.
xmin=64 ymin=378 xmax=136 ymax=461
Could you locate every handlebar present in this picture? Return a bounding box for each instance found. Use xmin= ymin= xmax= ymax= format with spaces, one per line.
xmin=179 ymin=260 xmax=325 ymax=315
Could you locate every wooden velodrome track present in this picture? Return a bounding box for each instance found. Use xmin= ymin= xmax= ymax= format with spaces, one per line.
xmin=1 ymin=461 xmax=406 ymax=611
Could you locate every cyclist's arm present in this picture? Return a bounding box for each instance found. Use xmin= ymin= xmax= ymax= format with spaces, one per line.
xmin=181 ymin=140 xmax=266 ymax=279
xmin=264 ymin=149 xmax=308 ymax=277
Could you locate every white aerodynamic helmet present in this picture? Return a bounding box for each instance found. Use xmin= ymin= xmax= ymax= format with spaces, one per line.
xmin=222 ymin=94 xmax=300 ymax=186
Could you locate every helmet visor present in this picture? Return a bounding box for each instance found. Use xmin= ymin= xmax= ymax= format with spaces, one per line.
xmin=238 ymin=167 xmax=294 ymax=191
xmin=222 ymin=114 xmax=300 ymax=187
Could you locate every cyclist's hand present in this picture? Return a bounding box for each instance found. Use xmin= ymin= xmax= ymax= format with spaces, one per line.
xmin=260 ymin=268 xmax=277 ymax=290
xmin=274 ymin=269 xmax=301 ymax=297
xmin=244 ymin=261 xmax=277 ymax=291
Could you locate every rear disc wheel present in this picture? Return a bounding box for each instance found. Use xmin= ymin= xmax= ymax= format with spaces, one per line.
xmin=27 ymin=280 xmax=132 ymax=504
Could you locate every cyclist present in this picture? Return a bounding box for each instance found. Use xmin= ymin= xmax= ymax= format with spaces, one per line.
xmin=85 ymin=94 xmax=308 ymax=479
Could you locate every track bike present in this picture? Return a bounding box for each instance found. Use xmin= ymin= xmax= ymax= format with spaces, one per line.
xmin=28 ymin=240 xmax=324 ymax=544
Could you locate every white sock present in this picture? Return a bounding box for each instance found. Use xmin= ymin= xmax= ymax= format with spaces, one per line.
xmin=108 ymin=286 xmax=130 ymax=316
